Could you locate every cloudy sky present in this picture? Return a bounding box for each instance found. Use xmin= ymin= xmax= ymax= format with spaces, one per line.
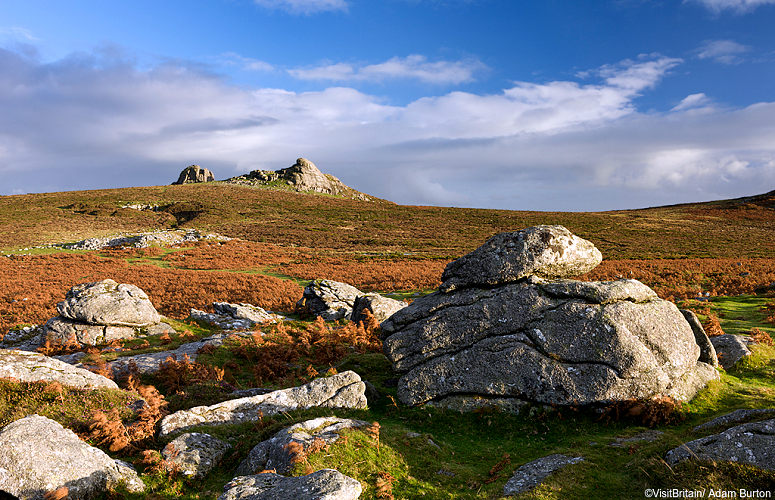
xmin=1 ymin=0 xmax=774 ymax=211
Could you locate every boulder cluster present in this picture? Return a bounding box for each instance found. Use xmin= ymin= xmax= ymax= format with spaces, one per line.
xmin=173 ymin=165 xmax=215 ymax=185
xmin=296 ymin=279 xmax=408 ymax=323
xmin=381 ymin=225 xmax=720 ymax=409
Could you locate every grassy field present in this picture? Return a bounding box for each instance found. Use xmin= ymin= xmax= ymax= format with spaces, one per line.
xmin=1 ymin=183 xmax=775 ymax=498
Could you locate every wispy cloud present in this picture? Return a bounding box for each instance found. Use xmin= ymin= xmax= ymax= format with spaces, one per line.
xmin=0 ymin=27 xmax=39 ymax=41
xmin=219 ymin=52 xmax=274 ymax=72
xmin=694 ymin=39 xmax=751 ymax=64
xmin=686 ymin=0 xmax=775 ymax=14
xmin=288 ymin=55 xmax=488 ymax=84
xmin=1 ymin=47 xmax=774 ymax=211
xmin=252 ymin=0 xmax=348 ymax=14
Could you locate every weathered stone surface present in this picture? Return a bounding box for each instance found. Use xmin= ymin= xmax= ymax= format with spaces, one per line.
xmin=680 ymin=309 xmax=719 ymax=368
xmin=108 ymin=334 xmax=231 ymax=375
xmin=693 ymin=408 xmax=775 ymax=433
xmin=218 ymin=469 xmax=362 ymax=500
xmin=0 ymin=415 xmax=144 ymax=499
xmin=439 ymin=226 xmax=602 ymax=293
xmin=503 ymin=454 xmax=584 ymax=497
xmin=424 ymin=395 xmax=528 ymax=414
xmin=0 ymin=350 xmax=117 ymax=390
xmin=710 ymin=334 xmax=752 ymax=369
xmin=173 ymin=165 xmax=215 ymax=185
xmin=383 ymin=277 xmax=718 ymax=407
xmin=160 ymin=371 xmax=367 ymax=436
xmin=351 ymin=294 xmax=407 ymax=324
xmin=236 ymin=417 xmax=369 ymax=476
xmin=296 ymin=280 xmax=365 ymax=321
xmin=212 ymin=302 xmax=281 ymax=325
xmin=162 ymin=433 xmax=231 ymax=479
xmin=666 ymin=418 xmax=775 ymax=470
xmin=0 ymin=325 xmax=43 ymax=352
xmin=57 ymin=280 xmax=161 ymax=327
xmin=43 ymin=316 xmax=136 ymax=346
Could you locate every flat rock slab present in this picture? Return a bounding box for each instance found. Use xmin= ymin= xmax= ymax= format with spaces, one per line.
xmin=159 ymin=371 xmax=368 ymax=437
xmin=107 ymin=334 xmax=231 ymax=375
xmin=503 ymin=454 xmax=584 ymax=497
xmin=694 ymin=409 xmax=775 ymax=433
xmin=0 ymin=415 xmax=144 ymax=499
xmin=440 ymin=226 xmax=602 ymax=293
xmin=236 ymin=417 xmax=370 ymax=476
xmin=666 ymin=418 xmax=775 ymax=470
xmin=0 ymin=350 xmax=117 ymax=390
xmin=57 ymin=279 xmax=161 ymax=327
xmin=218 ymin=469 xmax=362 ymax=500
xmin=162 ymin=432 xmax=231 ymax=479
xmin=710 ymin=334 xmax=752 ymax=370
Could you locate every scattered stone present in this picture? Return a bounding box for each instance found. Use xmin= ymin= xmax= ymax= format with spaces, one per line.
xmin=693 ymin=408 xmax=775 ymax=433
xmin=107 ymin=334 xmax=232 ymax=375
xmin=0 ymin=415 xmax=144 ymax=499
xmin=666 ymin=418 xmax=775 ymax=470
xmin=296 ymin=280 xmax=365 ymax=321
xmin=218 ymin=469 xmax=362 ymax=500
xmin=710 ymin=334 xmax=753 ymax=369
xmin=173 ymin=165 xmax=215 ymax=185
xmin=439 ymin=226 xmax=602 ymax=293
xmin=680 ymin=309 xmax=719 ymax=368
xmin=58 ymin=279 xmax=160 ymax=327
xmin=190 ymin=303 xmax=284 ymax=331
xmin=160 ymin=371 xmax=368 ymax=437
xmin=503 ymin=454 xmax=584 ymax=497
xmin=162 ymin=433 xmax=231 ymax=479
xmin=351 ymin=294 xmax=407 ymax=324
xmin=609 ymin=430 xmax=664 ymax=448
xmin=0 ymin=350 xmax=117 ymax=390
xmin=0 ymin=325 xmax=43 ymax=352
xmin=235 ymin=417 xmax=369 ymax=476
xmin=383 ymin=275 xmax=718 ymax=407
xmin=65 ymin=230 xmax=230 ymax=251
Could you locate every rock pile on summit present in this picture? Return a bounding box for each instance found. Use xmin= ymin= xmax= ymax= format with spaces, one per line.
xmin=381 ymin=225 xmax=720 ymax=409
xmin=173 ymin=165 xmax=215 ymax=184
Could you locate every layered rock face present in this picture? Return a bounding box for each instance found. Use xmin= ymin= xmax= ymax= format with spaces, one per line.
xmin=382 ymin=225 xmax=719 ymax=408
xmin=173 ymin=165 xmax=215 ymax=184
xmin=42 ymin=279 xmax=164 ymax=347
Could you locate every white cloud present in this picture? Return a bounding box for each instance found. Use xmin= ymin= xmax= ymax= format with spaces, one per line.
xmin=1 ymin=48 xmax=774 ymax=211
xmin=288 ymin=55 xmax=487 ymax=84
xmin=219 ymin=52 xmax=274 ymax=72
xmin=0 ymin=27 xmax=39 ymax=42
xmin=687 ymin=0 xmax=775 ymax=13
xmin=695 ymin=39 xmax=751 ymax=64
xmin=252 ymin=0 xmax=348 ymax=14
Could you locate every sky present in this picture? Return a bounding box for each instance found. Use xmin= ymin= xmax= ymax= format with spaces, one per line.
xmin=1 ymin=0 xmax=774 ymax=211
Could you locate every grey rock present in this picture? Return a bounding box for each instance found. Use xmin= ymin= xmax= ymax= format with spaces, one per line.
xmin=680 ymin=309 xmax=719 ymax=368
xmin=383 ymin=278 xmax=718 ymax=407
xmin=666 ymin=418 xmax=775 ymax=470
xmin=142 ymin=322 xmax=175 ymax=337
xmin=0 ymin=415 xmax=144 ymax=499
xmin=218 ymin=469 xmax=362 ymax=500
xmin=693 ymin=409 xmax=775 ymax=433
xmin=65 ymin=230 xmax=230 ymax=251
xmin=213 ymin=302 xmax=279 ymax=325
xmin=162 ymin=433 xmax=231 ymax=479
xmin=173 ymin=165 xmax=214 ymax=185
xmin=351 ymin=294 xmax=407 ymax=324
xmin=503 ymin=454 xmax=584 ymax=497
xmin=296 ymin=280 xmax=365 ymax=321
xmin=710 ymin=334 xmax=752 ymax=369
xmin=235 ymin=417 xmax=369 ymax=476
xmin=108 ymin=334 xmax=230 ymax=375
xmin=0 ymin=325 xmax=43 ymax=352
xmin=0 ymin=350 xmax=117 ymax=390
xmin=159 ymin=371 xmax=368 ymax=437
xmin=43 ymin=316 xmax=136 ymax=347
xmin=57 ymin=280 xmax=161 ymax=327
xmin=189 ymin=309 xmax=255 ymax=331
xmin=439 ymin=226 xmax=602 ymax=293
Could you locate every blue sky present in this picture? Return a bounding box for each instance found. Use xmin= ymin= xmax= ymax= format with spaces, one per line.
xmin=1 ymin=0 xmax=774 ymax=211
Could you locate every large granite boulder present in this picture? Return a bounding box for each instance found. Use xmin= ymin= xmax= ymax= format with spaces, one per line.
xmin=160 ymin=371 xmax=367 ymax=437
xmin=382 ymin=227 xmax=719 ymax=409
xmin=173 ymin=165 xmax=215 ymax=185
xmin=236 ymin=417 xmax=369 ymax=476
xmin=0 ymin=415 xmax=144 ymax=499
xmin=296 ymin=280 xmax=365 ymax=321
xmin=439 ymin=225 xmax=602 ymax=293
xmin=41 ymin=280 xmax=164 ymax=348
xmin=218 ymin=469 xmax=362 ymax=500
xmin=351 ymin=294 xmax=407 ymax=324
xmin=666 ymin=418 xmax=775 ymax=470
xmin=0 ymin=350 xmax=117 ymax=390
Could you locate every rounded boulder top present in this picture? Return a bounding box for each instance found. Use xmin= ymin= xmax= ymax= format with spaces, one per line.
xmin=57 ymin=279 xmax=161 ymax=327
xmin=439 ymin=225 xmax=602 ymax=292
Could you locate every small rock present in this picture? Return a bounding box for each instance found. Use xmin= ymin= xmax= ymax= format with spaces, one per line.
xmin=503 ymin=454 xmax=584 ymax=496
xmin=693 ymin=409 xmax=775 ymax=433
xmin=162 ymin=433 xmax=231 ymax=479
xmin=218 ymin=469 xmax=362 ymax=500
xmin=710 ymin=334 xmax=752 ymax=369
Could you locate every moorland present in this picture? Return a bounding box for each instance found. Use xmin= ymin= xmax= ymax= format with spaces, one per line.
xmin=1 ymin=182 xmax=775 ymax=499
